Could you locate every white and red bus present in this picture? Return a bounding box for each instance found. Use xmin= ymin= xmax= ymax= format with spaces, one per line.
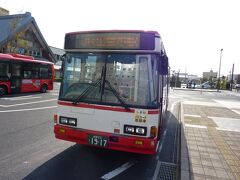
xmin=0 ymin=53 xmax=54 ymax=96
xmin=54 ymin=30 xmax=169 ymax=154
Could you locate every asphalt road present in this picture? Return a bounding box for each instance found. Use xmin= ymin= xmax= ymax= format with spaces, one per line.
xmin=0 ymin=84 xmax=182 ymax=180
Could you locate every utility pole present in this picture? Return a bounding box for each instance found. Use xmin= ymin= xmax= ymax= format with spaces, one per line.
xmin=230 ymin=63 xmax=234 ymax=91
xmin=217 ymin=49 xmax=223 ymax=92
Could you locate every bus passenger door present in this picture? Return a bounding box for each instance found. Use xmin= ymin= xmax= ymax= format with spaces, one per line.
xmin=10 ymin=63 xmax=22 ymax=93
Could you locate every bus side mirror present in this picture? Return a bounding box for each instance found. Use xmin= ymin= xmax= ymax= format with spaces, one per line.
xmin=159 ymin=55 xmax=168 ymax=75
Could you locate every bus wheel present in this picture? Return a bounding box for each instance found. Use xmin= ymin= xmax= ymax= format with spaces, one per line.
xmin=0 ymin=86 xmax=7 ymax=96
xmin=41 ymin=84 xmax=47 ymax=93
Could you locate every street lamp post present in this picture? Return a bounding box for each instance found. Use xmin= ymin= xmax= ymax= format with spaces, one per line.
xmin=217 ymin=49 xmax=223 ymax=91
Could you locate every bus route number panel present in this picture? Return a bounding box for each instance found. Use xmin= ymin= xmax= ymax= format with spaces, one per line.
xmin=88 ymin=135 xmax=108 ymax=147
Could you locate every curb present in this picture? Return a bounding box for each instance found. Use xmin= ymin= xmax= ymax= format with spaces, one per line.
xmin=173 ymin=88 xmax=218 ymax=93
xmin=180 ymin=102 xmax=191 ymax=180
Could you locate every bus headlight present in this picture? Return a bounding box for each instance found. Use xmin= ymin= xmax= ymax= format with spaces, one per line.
xmin=59 ymin=116 xmax=77 ymax=127
xmin=60 ymin=117 xmax=68 ymax=124
xmin=136 ymin=127 xmax=145 ymax=135
xmin=68 ymin=118 xmax=77 ymax=126
xmin=125 ymin=126 xmax=135 ymax=133
xmin=124 ymin=125 xmax=147 ymax=136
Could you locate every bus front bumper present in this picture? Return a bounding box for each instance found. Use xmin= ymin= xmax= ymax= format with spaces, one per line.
xmin=54 ymin=124 xmax=158 ymax=155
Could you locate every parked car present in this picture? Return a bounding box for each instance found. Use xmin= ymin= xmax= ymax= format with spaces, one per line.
xmin=235 ymin=84 xmax=240 ymax=92
xmin=200 ymin=82 xmax=211 ymax=89
xmin=181 ymin=83 xmax=187 ymax=88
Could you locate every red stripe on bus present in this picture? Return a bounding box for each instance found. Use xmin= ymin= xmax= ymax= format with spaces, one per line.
xmin=148 ymin=110 xmax=159 ymax=114
xmin=58 ymin=101 xmax=135 ymax=113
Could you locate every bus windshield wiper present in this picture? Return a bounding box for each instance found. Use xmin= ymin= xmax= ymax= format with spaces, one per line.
xmin=72 ymin=78 xmax=101 ymax=105
xmin=104 ymin=80 xmax=130 ymax=110
xmin=73 ymin=66 xmax=105 ymax=105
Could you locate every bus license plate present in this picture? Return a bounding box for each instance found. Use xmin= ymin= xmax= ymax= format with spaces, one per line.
xmin=88 ymin=135 xmax=108 ymax=147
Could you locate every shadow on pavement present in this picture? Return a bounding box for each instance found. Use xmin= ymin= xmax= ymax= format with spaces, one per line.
xmin=23 ymin=143 xmax=154 ymax=180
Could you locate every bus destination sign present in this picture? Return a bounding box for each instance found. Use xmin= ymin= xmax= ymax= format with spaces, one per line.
xmin=66 ymin=32 xmax=141 ymax=50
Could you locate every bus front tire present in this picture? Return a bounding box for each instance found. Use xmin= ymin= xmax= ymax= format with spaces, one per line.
xmin=41 ymin=84 xmax=48 ymax=93
xmin=0 ymin=86 xmax=7 ymax=96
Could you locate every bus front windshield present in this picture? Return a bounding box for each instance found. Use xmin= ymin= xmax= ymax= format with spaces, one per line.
xmin=59 ymin=53 xmax=159 ymax=108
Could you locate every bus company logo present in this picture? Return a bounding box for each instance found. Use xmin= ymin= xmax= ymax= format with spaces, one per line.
xmin=22 ymin=79 xmax=33 ymax=84
xmin=134 ymin=110 xmax=147 ymax=123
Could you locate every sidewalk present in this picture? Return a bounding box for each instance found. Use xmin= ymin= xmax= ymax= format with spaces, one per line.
xmin=180 ymin=101 xmax=240 ymax=180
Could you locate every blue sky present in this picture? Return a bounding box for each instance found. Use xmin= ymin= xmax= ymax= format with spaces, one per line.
xmin=1 ymin=0 xmax=240 ymax=76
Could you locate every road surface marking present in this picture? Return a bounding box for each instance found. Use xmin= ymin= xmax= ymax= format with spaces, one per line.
xmin=216 ymin=127 xmax=240 ymax=133
xmin=2 ymin=96 xmax=42 ymax=101
xmin=157 ymin=101 xmax=172 ymax=154
xmin=156 ymin=101 xmax=178 ymax=156
xmin=157 ymin=129 xmax=167 ymax=154
xmin=169 ymin=101 xmax=179 ymax=119
xmin=101 ymin=161 xmax=137 ymax=180
xmin=0 ymin=106 xmax=57 ymax=113
xmin=232 ymin=109 xmax=240 ymax=115
xmin=152 ymin=160 xmax=161 ymax=180
xmin=184 ymin=114 xmax=201 ymax=118
xmin=208 ymin=116 xmax=240 ymax=132
xmin=1 ymin=95 xmax=34 ymax=99
xmin=185 ymin=124 xmax=207 ymax=129
xmin=50 ymin=91 xmax=59 ymax=93
xmin=183 ymin=100 xmax=221 ymax=107
xmin=0 ymin=99 xmax=57 ymax=107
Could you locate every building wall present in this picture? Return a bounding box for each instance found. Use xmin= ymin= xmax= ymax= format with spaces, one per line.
xmin=203 ymin=70 xmax=217 ymax=79
xmin=2 ymin=28 xmax=46 ymax=59
xmin=0 ymin=7 xmax=9 ymax=16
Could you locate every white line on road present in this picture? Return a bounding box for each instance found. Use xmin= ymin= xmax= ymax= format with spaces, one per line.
xmin=51 ymin=93 xmax=59 ymax=96
xmin=0 ymin=106 xmax=57 ymax=113
xmin=1 ymin=95 xmax=32 ymax=99
xmin=152 ymin=160 xmax=161 ymax=180
xmin=0 ymin=99 xmax=57 ymax=107
xmin=185 ymin=124 xmax=207 ymax=129
xmin=169 ymin=101 xmax=179 ymax=119
xmin=157 ymin=130 xmax=167 ymax=154
xmin=216 ymin=127 xmax=240 ymax=133
xmin=184 ymin=114 xmax=201 ymax=118
xmin=101 ymin=161 xmax=137 ymax=180
xmin=232 ymin=109 xmax=240 ymax=115
xmin=155 ymin=101 xmax=179 ymax=160
xmin=3 ymin=96 xmax=42 ymax=101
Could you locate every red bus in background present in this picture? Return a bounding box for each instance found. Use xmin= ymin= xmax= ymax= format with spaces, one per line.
xmin=0 ymin=53 xmax=54 ymax=96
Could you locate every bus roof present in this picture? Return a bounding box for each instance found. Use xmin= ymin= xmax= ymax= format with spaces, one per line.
xmin=0 ymin=53 xmax=53 ymax=64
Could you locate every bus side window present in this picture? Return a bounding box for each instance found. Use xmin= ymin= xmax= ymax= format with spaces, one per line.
xmin=12 ymin=63 xmax=22 ymax=77
xmin=40 ymin=64 xmax=51 ymax=79
xmin=23 ymin=63 xmax=32 ymax=79
xmin=22 ymin=63 xmax=39 ymax=79
xmin=0 ymin=62 xmax=10 ymax=81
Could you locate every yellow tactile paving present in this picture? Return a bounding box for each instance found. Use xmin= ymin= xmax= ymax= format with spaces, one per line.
xmin=207 ymin=126 xmax=240 ymax=180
